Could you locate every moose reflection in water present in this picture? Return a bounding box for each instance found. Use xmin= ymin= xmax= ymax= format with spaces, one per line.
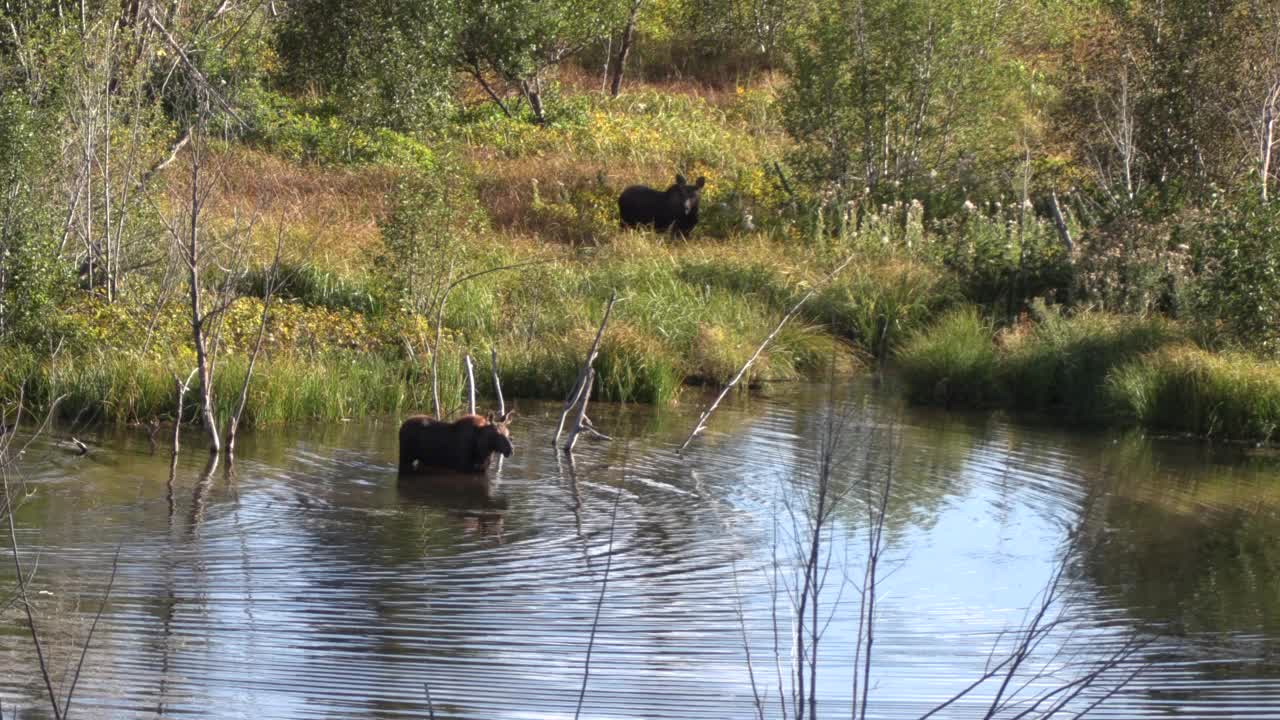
xmin=398 ymin=411 xmax=515 ymax=475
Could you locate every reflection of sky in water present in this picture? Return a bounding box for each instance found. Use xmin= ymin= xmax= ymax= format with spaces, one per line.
xmin=2 ymin=381 xmax=1280 ymax=718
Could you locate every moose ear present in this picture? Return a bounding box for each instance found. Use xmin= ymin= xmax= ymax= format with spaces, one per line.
xmin=675 ymin=173 xmax=687 ymax=186
xmin=695 ymin=176 xmax=706 ymax=188
xmin=485 ymin=411 xmax=496 ymax=423
xmin=499 ymin=410 xmax=516 ymax=424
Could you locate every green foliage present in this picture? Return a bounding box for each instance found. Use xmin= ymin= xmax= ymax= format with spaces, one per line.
xmin=0 ymin=91 xmax=68 ymax=342
xmin=896 ymin=307 xmax=1001 ymax=407
xmin=780 ymin=0 xmax=1028 ymax=205
xmin=936 ymin=204 xmax=1074 ymax=314
xmin=1187 ymin=194 xmax=1280 ymax=356
xmin=455 ymin=0 xmax=617 ymax=122
xmin=275 ymin=0 xmax=457 ymax=132
xmin=375 ymin=165 xmax=483 ymax=316
xmin=1107 ymin=345 xmax=1280 ymax=443
xmin=242 ymin=89 xmax=437 ymax=166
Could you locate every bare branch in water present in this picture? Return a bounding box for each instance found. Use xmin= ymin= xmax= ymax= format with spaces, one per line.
xmin=491 ymin=348 xmax=506 ymax=416
xmin=464 ymin=354 xmax=477 ymax=415
xmin=564 ymin=369 xmax=597 ymax=455
xmin=556 ymin=291 xmax=619 ymax=446
xmin=679 ymin=254 xmax=856 ymax=453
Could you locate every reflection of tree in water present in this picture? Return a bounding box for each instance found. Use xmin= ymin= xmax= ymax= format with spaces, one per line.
xmin=1081 ymin=435 xmax=1280 ymax=684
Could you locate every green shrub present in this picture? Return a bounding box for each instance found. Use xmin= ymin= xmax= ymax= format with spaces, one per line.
xmin=937 ymin=206 xmax=1074 ymax=314
xmin=242 ymin=88 xmax=436 ymax=167
xmin=1188 ymin=194 xmax=1280 ymax=356
xmin=1001 ymin=304 xmax=1179 ymax=420
xmin=896 ymin=307 xmax=1000 ymax=407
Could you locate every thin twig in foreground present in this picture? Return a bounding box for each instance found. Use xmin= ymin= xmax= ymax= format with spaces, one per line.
xmin=3 ymin=469 xmax=61 ymax=720
xmin=63 ymin=542 xmax=123 ymax=717
xmin=574 ymin=484 xmax=623 ymax=720
xmin=679 ymin=254 xmax=856 ymax=453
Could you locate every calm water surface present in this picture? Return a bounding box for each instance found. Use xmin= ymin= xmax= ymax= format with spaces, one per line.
xmin=3 ymin=379 xmax=1280 ymax=719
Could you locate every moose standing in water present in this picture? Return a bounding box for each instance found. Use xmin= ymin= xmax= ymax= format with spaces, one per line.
xmin=618 ymin=174 xmax=706 ymax=238
xmin=398 ymin=412 xmax=515 ymax=475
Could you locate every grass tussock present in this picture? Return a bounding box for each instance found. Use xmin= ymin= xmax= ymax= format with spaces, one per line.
xmin=894 ymin=303 xmax=1280 ymax=442
xmin=1107 ymin=345 xmax=1280 ymax=442
xmin=999 ymin=305 xmax=1180 ymax=421
xmin=896 ymin=307 xmax=1001 ymax=408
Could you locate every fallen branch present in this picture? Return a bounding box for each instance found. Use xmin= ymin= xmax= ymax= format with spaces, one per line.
xmin=678 ymin=255 xmax=856 ymax=453
xmin=555 ymin=291 xmax=619 ymax=446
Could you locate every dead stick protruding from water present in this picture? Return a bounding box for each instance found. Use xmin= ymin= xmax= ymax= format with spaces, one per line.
xmin=564 ymin=369 xmax=596 ymax=454
xmin=491 ymin=347 xmax=506 ymax=416
xmin=464 ymin=353 xmax=477 ymax=415
xmin=554 ymin=291 xmax=619 ymax=446
xmin=171 ymin=368 xmax=198 ymax=455
xmin=678 ymin=255 xmax=857 ymax=454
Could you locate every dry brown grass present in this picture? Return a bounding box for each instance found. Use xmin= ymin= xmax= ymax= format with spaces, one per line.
xmin=206 ymin=147 xmax=399 ymax=270
xmin=555 ymin=63 xmax=782 ymax=106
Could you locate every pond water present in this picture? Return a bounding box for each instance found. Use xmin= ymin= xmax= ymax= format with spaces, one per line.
xmin=3 ymin=379 xmax=1280 ymax=719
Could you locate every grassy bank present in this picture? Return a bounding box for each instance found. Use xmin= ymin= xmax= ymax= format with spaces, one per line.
xmin=7 ymin=76 xmax=1279 ymax=444
xmin=897 ymin=305 xmax=1280 ymax=443
xmin=7 ymin=230 xmax=910 ymax=428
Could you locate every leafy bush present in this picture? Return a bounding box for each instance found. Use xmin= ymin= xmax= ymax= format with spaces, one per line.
xmin=242 ymin=88 xmax=436 ymax=166
xmin=0 ymin=91 xmax=69 ymax=342
xmin=1187 ymin=194 xmax=1280 ymax=356
xmin=936 ymin=204 xmax=1074 ymax=314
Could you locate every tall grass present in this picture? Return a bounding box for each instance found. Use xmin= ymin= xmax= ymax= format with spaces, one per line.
xmin=1000 ymin=305 xmax=1179 ymax=421
xmin=239 ymin=262 xmax=386 ymax=315
xmin=1107 ymin=345 xmax=1280 ymax=442
xmin=894 ymin=303 xmax=1280 ymax=442
xmin=0 ymin=349 xmax=478 ymax=428
xmin=896 ymin=307 xmax=1001 ymax=408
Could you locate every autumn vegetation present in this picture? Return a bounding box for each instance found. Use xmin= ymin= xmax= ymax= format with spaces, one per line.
xmin=2 ymin=0 xmax=1280 ymax=442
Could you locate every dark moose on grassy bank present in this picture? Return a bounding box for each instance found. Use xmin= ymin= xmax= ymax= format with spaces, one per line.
xmin=617 ymin=173 xmax=706 ymax=238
